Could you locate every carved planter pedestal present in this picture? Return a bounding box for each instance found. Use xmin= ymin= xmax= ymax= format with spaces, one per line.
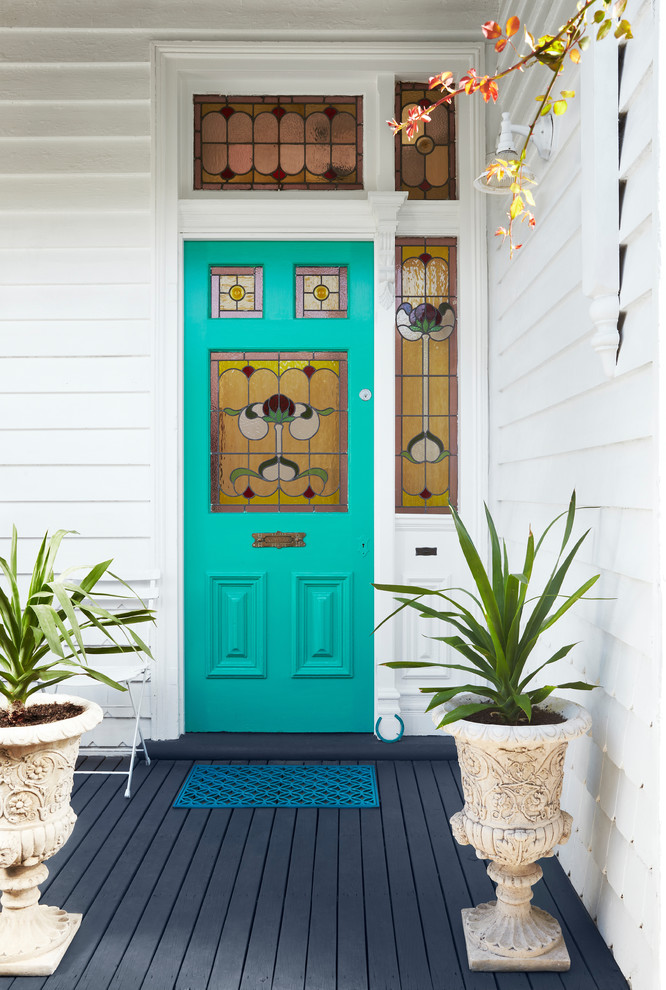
xmin=0 ymin=695 xmax=103 ymax=975
xmin=434 ymin=694 xmax=591 ymax=972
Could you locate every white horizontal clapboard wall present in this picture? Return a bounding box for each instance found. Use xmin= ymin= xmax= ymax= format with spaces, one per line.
xmin=0 ymin=11 xmax=155 ymax=745
xmin=488 ymin=2 xmax=658 ymax=988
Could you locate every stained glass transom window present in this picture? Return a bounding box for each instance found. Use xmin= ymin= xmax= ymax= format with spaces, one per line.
xmin=194 ymin=96 xmax=363 ymax=191
xmin=211 ymin=352 xmax=348 ymax=512
xmin=211 ymin=266 xmax=263 ymax=318
xmin=295 ymin=267 xmax=348 ymax=318
xmin=395 ymin=238 xmax=458 ymax=513
xmin=394 ymin=83 xmax=456 ymax=200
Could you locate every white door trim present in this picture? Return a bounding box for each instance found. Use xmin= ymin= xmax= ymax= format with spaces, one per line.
xmin=151 ymin=41 xmax=488 ymax=739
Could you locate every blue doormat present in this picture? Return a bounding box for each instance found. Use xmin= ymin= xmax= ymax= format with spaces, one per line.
xmin=173 ymin=764 xmax=379 ymax=808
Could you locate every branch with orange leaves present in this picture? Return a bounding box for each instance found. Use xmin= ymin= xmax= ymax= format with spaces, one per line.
xmin=388 ymin=0 xmax=632 ymax=256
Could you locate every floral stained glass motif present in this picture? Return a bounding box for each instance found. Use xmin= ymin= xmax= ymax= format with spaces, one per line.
xmin=395 ymin=238 xmax=458 ymax=513
xmin=211 ymin=352 xmax=348 ymax=512
xmin=394 ymin=83 xmax=456 ymax=200
xmin=211 ymin=266 xmax=263 ymax=318
xmin=194 ymin=96 xmax=363 ymax=191
xmin=295 ymin=267 xmax=348 ymax=319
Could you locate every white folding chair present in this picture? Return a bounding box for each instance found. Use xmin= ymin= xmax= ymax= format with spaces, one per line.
xmin=54 ymin=660 xmax=151 ymax=798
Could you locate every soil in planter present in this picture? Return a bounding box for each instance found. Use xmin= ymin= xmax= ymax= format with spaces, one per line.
xmin=465 ymin=705 xmax=566 ymax=726
xmin=0 ymin=702 xmax=85 ymax=728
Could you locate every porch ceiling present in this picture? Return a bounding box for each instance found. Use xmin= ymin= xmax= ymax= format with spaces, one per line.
xmin=1 ymin=0 xmax=500 ymax=34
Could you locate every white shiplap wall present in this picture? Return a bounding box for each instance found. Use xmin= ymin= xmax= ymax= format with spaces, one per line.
xmin=489 ymin=2 xmax=658 ymax=988
xmin=0 ymin=14 xmax=155 ymax=744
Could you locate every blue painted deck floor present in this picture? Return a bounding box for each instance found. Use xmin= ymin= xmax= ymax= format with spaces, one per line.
xmin=0 ymin=755 xmax=629 ymax=990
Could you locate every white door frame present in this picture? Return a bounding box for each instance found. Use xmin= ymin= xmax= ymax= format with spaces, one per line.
xmin=151 ymin=41 xmax=488 ymax=740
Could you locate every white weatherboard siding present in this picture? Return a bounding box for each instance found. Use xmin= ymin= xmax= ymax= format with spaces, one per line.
xmin=0 ymin=13 xmax=155 ymax=743
xmin=490 ymin=1 xmax=658 ymax=988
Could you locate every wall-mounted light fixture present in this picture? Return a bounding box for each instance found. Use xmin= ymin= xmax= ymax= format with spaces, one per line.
xmin=474 ymin=111 xmax=555 ymax=195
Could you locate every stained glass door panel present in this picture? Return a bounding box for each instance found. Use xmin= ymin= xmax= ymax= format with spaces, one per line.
xmin=184 ymin=241 xmax=374 ymax=732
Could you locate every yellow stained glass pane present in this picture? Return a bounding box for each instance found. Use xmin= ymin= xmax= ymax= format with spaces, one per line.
xmin=395 ymin=238 xmax=458 ymax=514
xmin=211 ymin=351 xmax=347 ymax=512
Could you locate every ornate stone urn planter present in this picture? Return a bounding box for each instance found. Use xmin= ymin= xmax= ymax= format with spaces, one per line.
xmin=434 ymin=693 xmax=591 ymax=972
xmin=0 ymin=695 xmax=103 ymax=976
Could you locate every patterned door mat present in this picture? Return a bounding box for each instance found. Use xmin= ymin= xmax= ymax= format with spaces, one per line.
xmin=173 ymin=764 xmax=379 ymax=808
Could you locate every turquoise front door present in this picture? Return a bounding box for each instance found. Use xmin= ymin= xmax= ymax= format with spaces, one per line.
xmin=184 ymin=241 xmax=374 ymax=732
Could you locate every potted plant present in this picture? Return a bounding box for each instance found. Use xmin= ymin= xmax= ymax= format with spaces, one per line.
xmin=376 ymin=493 xmax=598 ymax=971
xmin=0 ymin=527 xmax=154 ymax=975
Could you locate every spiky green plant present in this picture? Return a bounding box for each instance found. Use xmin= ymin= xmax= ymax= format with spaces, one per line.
xmin=0 ymin=527 xmax=155 ymax=721
xmin=375 ymin=492 xmax=599 ymax=726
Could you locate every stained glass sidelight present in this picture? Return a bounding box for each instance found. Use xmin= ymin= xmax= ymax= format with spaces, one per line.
xmin=194 ymin=96 xmax=363 ymax=190
xmin=395 ymin=238 xmax=458 ymax=513
xmin=295 ymin=266 xmax=348 ymax=318
xmin=211 ymin=352 xmax=348 ymax=512
xmin=211 ymin=266 xmax=263 ymax=318
xmin=394 ymin=83 xmax=456 ymax=200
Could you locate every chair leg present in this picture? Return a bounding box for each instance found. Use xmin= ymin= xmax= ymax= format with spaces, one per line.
xmin=124 ymin=672 xmax=149 ymax=798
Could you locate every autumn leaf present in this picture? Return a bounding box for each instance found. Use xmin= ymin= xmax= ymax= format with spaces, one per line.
xmin=525 ymin=28 xmax=536 ymax=50
xmin=553 ymin=99 xmax=568 ymax=114
xmin=615 ymin=19 xmax=633 ymax=40
xmin=479 ymin=77 xmax=499 ymax=103
xmin=510 ymin=196 xmax=524 ymax=220
xmin=460 ymin=69 xmax=480 ymax=94
xmin=570 ymin=48 xmax=581 ymax=63
xmin=495 ymin=38 xmax=508 ymax=52
xmin=506 ymin=16 xmax=520 ymax=37
xmin=612 ymin=0 xmax=628 ymax=16
xmin=597 ymin=19 xmax=612 ymax=40
xmin=481 ymin=20 xmax=502 ymax=39
xmin=429 ymin=71 xmax=455 ymax=91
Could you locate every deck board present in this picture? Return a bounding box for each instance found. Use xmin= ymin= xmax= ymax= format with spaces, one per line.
xmin=0 ymin=757 xmax=628 ymax=990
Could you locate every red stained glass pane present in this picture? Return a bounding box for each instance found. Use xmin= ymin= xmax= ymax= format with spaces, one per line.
xmin=201 ymin=113 xmax=226 ymax=143
xmin=306 ymin=144 xmax=333 ymax=176
xmin=395 ymin=238 xmax=458 ymax=514
xmin=331 ymin=112 xmax=356 ymax=142
xmin=194 ymin=95 xmax=363 ymax=190
xmin=228 ymin=145 xmax=253 ymax=175
xmin=305 ymin=112 xmax=331 ymax=144
xmin=280 ymin=112 xmax=304 ymax=142
xmin=202 ymin=144 xmax=227 ymax=176
xmin=279 ymin=145 xmax=305 ymax=176
xmin=254 ymin=111 xmax=278 ymax=143
xmin=253 ymin=143 xmax=279 ymax=175
xmin=394 ymin=83 xmax=456 ymax=200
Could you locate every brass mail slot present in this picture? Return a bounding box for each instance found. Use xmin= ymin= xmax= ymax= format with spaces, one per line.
xmin=252 ymin=531 xmax=306 ymax=549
